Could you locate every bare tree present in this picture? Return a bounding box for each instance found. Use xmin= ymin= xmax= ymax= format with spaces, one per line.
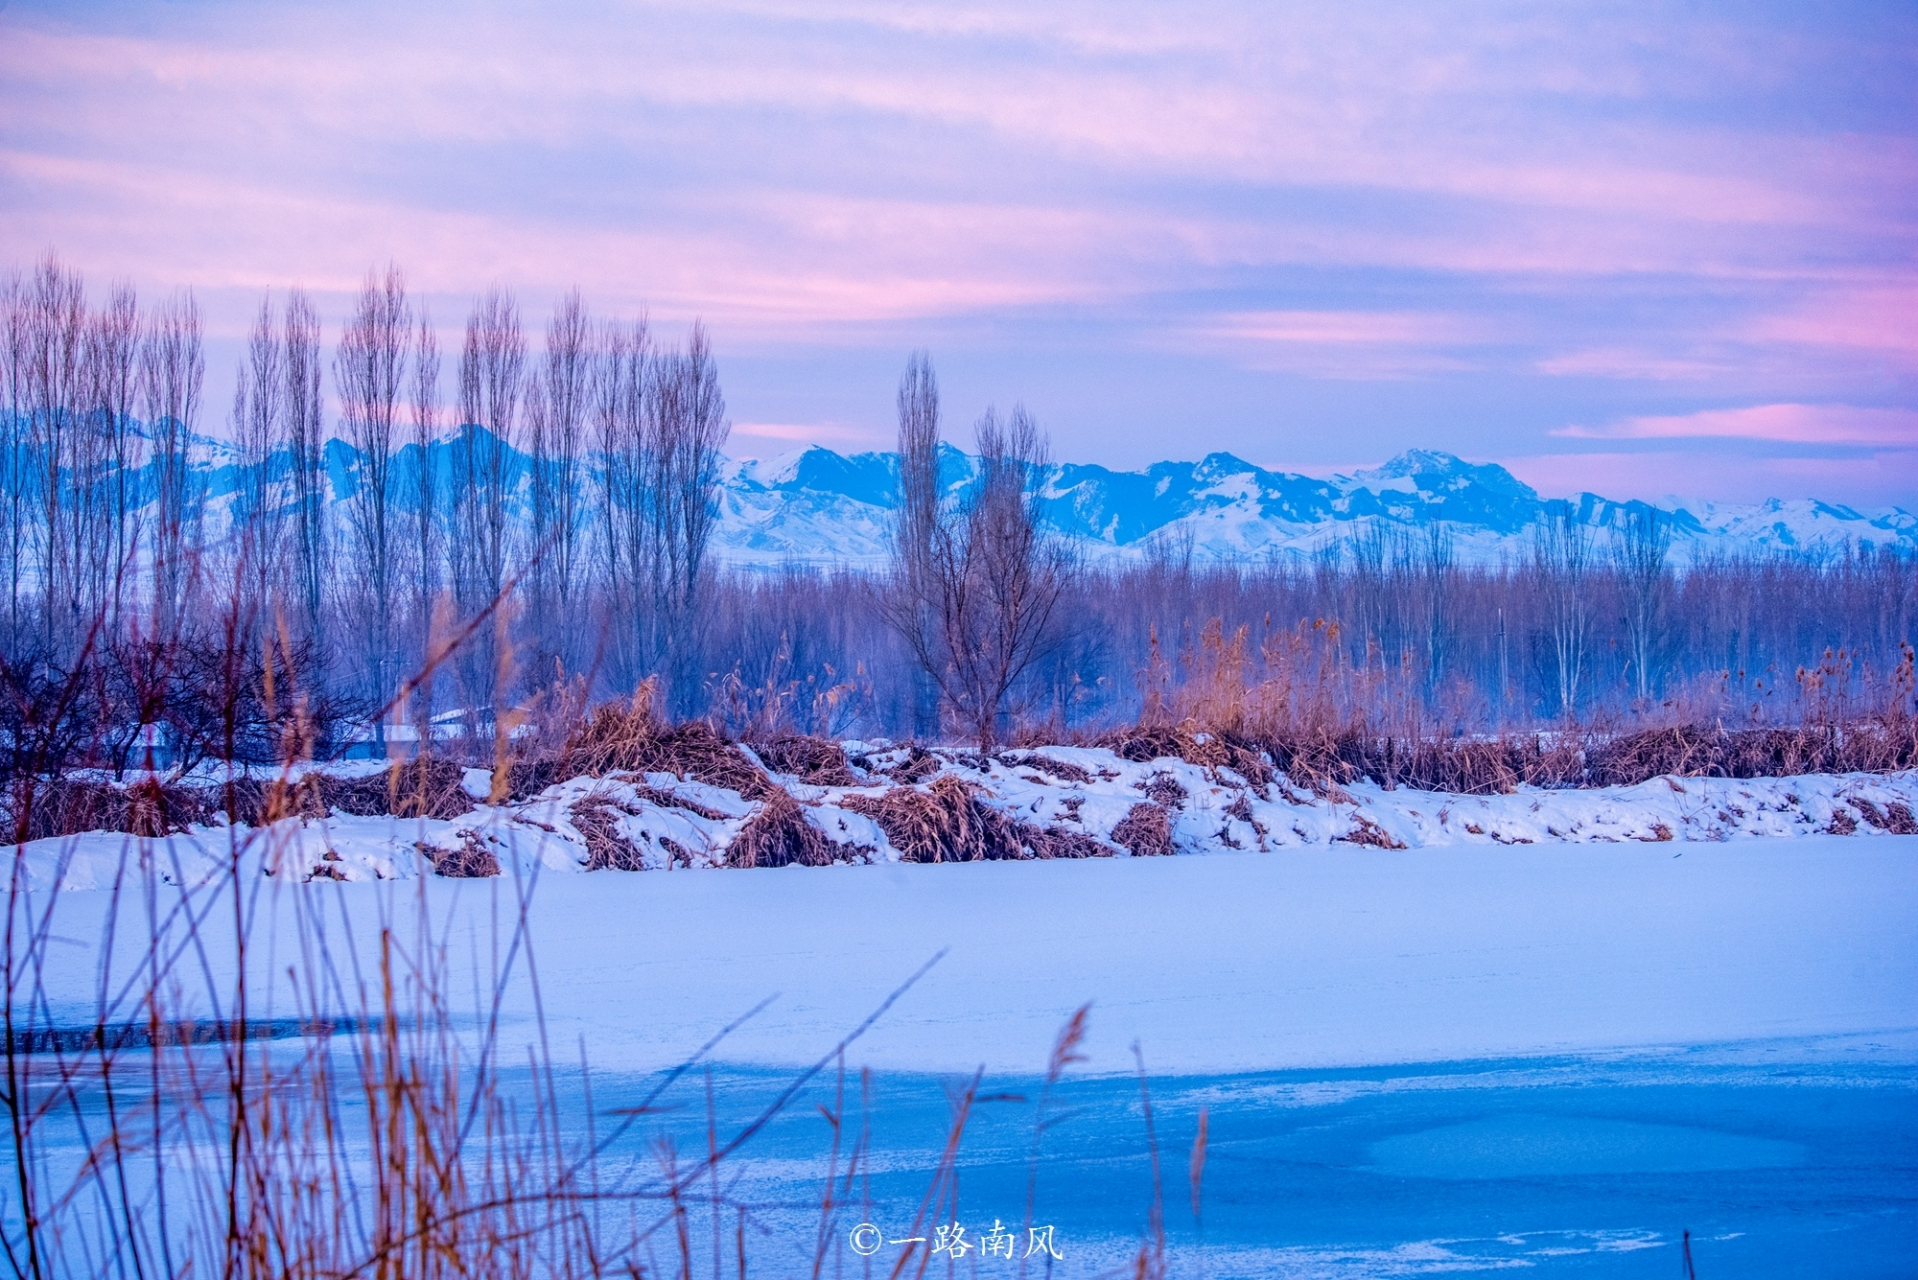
xmin=454 ymin=286 xmax=525 ymax=717
xmin=890 ymin=351 xmax=941 ymax=738
xmin=64 ymin=282 xmax=115 ymax=627
xmin=648 ymin=322 xmax=728 ymax=713
xmin=593 ymin=316 xmax=650 ymax=685
xmin=1613 ymin=503 xmax=1671 ymax=703
xmin=284 ymin=288 xmax=328 ymax=654
xmin=335 ymin=263 xmax=410 ymax=722
xmin=455 ymin=288 xmax=524 ymax=609
xmin=139 ymin=289 xmax=204 ymax=641
xmin=1534 ymin=500 xmax=1591 ymax=719
xmin=24 ymin=255 xmax=87 ymax=645
xmin=668 ymin=323 xmax=727 ymax=612
xmin=535 ymin=289 xmax=591 ymax=668
xmin=87 ymin=282 xmax=141 ymax=625
xmin=522 ymin=373 xmax=552 ymax=618
xmin=232 ymin=294 xmax=284 ymax=631
xmin=886 ymin=395 xmax=1073 ymax=748
xmin=1421 ymin=520 xmax=1454 ymax=697
xmin=0 ymin=272 xmax=26 ymax=638
xmin=409 ymin=309 xmax=441 ymax=669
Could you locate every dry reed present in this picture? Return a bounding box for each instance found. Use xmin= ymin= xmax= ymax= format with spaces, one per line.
xmin=1110 ymin=802 xmax=1176 ymax=857
xmin=568 ymin=791 xmax=651 ymax=870
xmin=727 ymin=785 xmax=838 ymax=868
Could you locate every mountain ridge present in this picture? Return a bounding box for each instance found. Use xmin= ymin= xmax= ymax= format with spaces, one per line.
xmin=159 ymin=428 xmax=1916 ymax=568
xmin=720 ymin=442 xmax=1913 ymax=566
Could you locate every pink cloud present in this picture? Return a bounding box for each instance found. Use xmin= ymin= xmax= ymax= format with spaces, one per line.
xmin=1745 ymin=285 xmax=1918 ymax=360
xmin=0 ymin=149 xmax=1115 ymax=340
xmin=1186 ymin=309 xmax=1487 ymax=378
xmin=1204 ymin=310 xmax=1484 ymax=346
xmin=1500 ymin=447 xmax=1918 ymax=506
xmin=729 ymin=420 xmax=889 ymax=457
xmin=6 ymin=2 xmax=1903 ymax=341
xmin=1535 ymin=348 xmax=1733 ymax=381
xmin=2 ymin=6 xmax=1898 ymax=256
xmin=1554 ymin=403 xmax=1918 ymax=446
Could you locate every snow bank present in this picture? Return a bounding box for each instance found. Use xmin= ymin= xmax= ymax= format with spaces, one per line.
xmin=9 ymin=743 xmax=1917 ymax=893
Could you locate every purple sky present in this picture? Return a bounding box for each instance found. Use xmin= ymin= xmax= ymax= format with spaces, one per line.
xmin=2 ymin=0 xmax=1914 ymax=504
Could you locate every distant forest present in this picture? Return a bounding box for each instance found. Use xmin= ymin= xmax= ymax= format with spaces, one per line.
xmin=2 ymin=254 xmax=1913 ymax=775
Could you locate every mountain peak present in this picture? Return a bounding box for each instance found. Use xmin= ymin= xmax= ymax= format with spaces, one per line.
xmin=1195 ymin=450 xmax=1257 ymax=473
xmin=1358 ymin=449 xmax=1468 ymax=480
xmin=1352 ymin=450 xmax=1538 ymax=504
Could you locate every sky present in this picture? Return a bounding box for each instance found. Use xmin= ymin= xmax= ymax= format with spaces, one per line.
xmin=1 ymin=0 xmax=1914 ymax=505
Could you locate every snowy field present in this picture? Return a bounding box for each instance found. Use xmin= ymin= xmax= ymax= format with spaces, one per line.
xmin=10 ymin=753 xmax=1918 ymax=1275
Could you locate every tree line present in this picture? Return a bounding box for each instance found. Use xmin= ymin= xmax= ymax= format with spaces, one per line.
xmin=1 ymin=254 xmax=733 ymax=765
xmin=1 ymin=252 xmax=1912 ymax=774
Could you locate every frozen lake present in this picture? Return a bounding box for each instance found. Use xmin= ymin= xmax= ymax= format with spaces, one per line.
xmin=564 ymin=1035 xmax=1917 ymax=1277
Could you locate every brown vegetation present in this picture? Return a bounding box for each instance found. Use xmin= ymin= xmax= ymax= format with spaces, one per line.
xmin=303 ymin=755 xmax=478 ymax=819
xmin=429 ymin=830 xmax=503 ymax=877
xmin=1847 ymin=796 xmax=1918 ymax=835
xmin=568 ymin=791 xmax=650 ymax=870
xmin=15 ymin=775 xmax=212 ymax=840
xmin=1337 ymin=814 xmax=1407 ymax=849
xmin=548 ymin=702 xmax=773 ymax=800
xmin=1110 ymin=802 xmax=1176 ymax=856
xmin=1017 ymin=752 xmax=1093 ymax=783
xmin=727 ymin=785 xmax=839 ymax=867
xmin=842 ymin=774 xmax=1025 ymax=862
xmin=840 ymin=772 xmax=1107 ymax=861
xmin=750 ymin=733 xmax=861 ymax=786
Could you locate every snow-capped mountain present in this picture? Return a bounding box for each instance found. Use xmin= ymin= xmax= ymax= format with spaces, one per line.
xmin=717 ymin=443 xmax=1915 ymax=567
xmin=172 ymin=430 xmax=1916 ymax=568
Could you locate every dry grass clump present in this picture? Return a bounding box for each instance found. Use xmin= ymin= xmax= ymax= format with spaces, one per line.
xmin=1141 ymin=771 xmax=1189 ymax=809
xmin=569 ymin=792 xmax=651 ymax=870
xmin=14 ymin=757 xmax=481 ymax=841
xmin=1096 ymin=725 xmax=1275 ymax=788
xmin=1022 ymin=825 xmax=1114 ymax=858
xmin=15 ymin=775 xmax=213 ymax=840
xmin=1255 ymin=729 xmax=1579 ymax=796
xmin=216 ymin=756 xmax=477 ymax=828
xmin=1110 ymin=802 xmax=1176 ymax=856
xmin=550 ymin=703 xmax=774 ymax=799
xmin=843 ymin=774 xmax=1030 ymax=862
xmin=1337 ymin=814 xmax=1407 ymax=849
xmin=1356 ymin=737 xmax=1525 ymax=796
xmin=1016 ymin=752 xmax=1093 ymax=783
xmin=629 ymin=781 xmax=732 ymax=821
xmin=1169 ymin=718 xmax=1918 ymax=797
xmin=727 ymin=784 xmax=837 ymax=868
xmin=428 ymin=830 xmax=503 ymax=877
xmin=307 ymin=755 xmax=477 ymax=819
xmin=883 ymin=744 xmax=943 ymax=783
xmin=751 ymin=733 xmax=861 ymax=786
xmin=1586 ymin=722 xmax=1918 ymax=785
xmin=1847 ymin=796 xmax=1918 ymax=834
